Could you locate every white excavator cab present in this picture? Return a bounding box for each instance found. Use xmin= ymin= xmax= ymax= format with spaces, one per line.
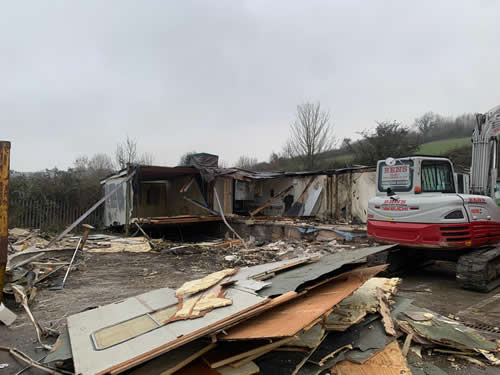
xmin=366 ymin=106 xmax=500 ymax=292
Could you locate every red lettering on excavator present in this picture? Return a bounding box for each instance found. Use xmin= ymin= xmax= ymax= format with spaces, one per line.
xmin=383 ymin=200 xmax=406 ymax=204
xmin=468 ymin=197 xmax=486 ymax=204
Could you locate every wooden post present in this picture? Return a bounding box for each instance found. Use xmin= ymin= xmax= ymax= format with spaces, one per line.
xmin=0 ymin=141 xmax=11 ymax=305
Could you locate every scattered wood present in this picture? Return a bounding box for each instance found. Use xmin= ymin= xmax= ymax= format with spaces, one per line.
xmin=183 ymin=196 xmax=220 ymax=216
xmin=376 ymin=287 xmax=397 ymax=337
xmin=133 ymin=222 xmax=155 ymax=248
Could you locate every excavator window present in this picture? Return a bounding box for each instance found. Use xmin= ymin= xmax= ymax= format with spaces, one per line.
xmin=377 ymin=160 xmax=413 ymax=192
xmin=421 ymin=161 xmax=455 ymax=193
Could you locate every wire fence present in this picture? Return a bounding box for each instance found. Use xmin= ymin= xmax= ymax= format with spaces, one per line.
xmin=8 ymin=198 xmax=103 ymax=230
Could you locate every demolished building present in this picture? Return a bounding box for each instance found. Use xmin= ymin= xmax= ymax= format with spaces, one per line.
xmin=100 ymin=155 xmax=377 ymax=231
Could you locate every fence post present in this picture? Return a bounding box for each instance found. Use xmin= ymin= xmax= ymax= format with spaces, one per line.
xmin=0 ymin=141 xmax=11 ymax=305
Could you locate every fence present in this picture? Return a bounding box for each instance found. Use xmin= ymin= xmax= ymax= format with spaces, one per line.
xmin=8 ymin=198 xmax=103 ymax=230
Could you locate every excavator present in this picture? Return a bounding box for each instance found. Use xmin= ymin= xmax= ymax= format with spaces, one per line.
xmin=367 ymin=105 xmax=500 ymax=292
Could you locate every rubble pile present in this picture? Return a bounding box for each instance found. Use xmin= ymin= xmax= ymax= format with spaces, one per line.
xmin=162 ymin=236 xmax=370 ymax=269
xmin=7 ymin=244 xmax=491 ymax=375
xmin=5 ymin=228 xmax=151 ymax=298
xmin=2 ymin=228 xmax=500 ymax=375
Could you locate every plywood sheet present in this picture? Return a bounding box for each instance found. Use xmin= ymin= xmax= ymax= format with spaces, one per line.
xmin=222 ymin=266 xmax=384 ymax=340
xmin=259 ymin=245 xmax=394 ymax=296
xmin=68 ymin=287 xmax=266 ymax=375
xmin=330 ymin=341 xmax=412 ymax=375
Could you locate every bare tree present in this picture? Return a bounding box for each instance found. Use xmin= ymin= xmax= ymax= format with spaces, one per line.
xmin=286 ymin=102 xmax=335 ymax=170
xmin=115 ymin=136 xmax=138 ymax=169
xmin=115 ymin=137 xmax=155 ymax=168
xmin=234 ymin=155 xmax=258 ymax=169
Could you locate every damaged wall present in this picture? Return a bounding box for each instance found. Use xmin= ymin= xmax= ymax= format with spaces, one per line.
xmin=255 ymin=176 xmax=327 ymax=218
xmin=329 ymin=169 xmax=376 ymax=223
xmin=102 ymin=166 xmax=377 ymax=227
xmin=134 ymin=176 xmax=208 ymax=218
xmin=229 ymin=170 xmax=375 ymax=223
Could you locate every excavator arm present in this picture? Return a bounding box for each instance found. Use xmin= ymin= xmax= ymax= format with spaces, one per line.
xmin=471 ymin=105 xmax=500 ymax=198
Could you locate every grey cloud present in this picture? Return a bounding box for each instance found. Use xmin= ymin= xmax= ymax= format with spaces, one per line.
xmin=1 ymin=1 xmax=499 ymax=170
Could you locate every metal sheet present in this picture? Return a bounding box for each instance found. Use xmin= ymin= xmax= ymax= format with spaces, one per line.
xmin=303 ymin=186 xmax=322 ymax=216
xmin=259 ymin=245 xmax=394 ymax=297
xmin=43 ymin=326 xmax=73 ymax=364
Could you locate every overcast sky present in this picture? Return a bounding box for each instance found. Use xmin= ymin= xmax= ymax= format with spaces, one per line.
xmin=2 ymin=1 xmax=499 ymax=171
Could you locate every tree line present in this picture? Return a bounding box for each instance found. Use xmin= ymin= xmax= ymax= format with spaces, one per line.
xmin=8 ymin=137 xmax=154 ymax=229
xmin=244 ymin=104 xmax=477 ymax=172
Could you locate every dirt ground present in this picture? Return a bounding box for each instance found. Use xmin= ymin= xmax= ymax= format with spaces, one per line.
xmin=1 ymin=247 xmax=499 ymax=374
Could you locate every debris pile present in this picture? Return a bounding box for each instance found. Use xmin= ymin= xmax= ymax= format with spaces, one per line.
xmin=162 ymin=236 xmax=370 ymax=268
xmin=14 ymin=243 xmax=488 ymax=375
xmin=5 ymin=229 xmax=152 ymax=297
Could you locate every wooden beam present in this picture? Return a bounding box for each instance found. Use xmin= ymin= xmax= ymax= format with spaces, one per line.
xmin=183 ymin=196 xmax=220 ymax=216
xmin=249 ymin=185 xmax=294 ymax=217
xmin=134 ymin=222 xmax=155 ymax=249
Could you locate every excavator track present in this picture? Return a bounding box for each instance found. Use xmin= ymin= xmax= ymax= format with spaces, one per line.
xmin=456 ymin=245 xmax=500 ymax=292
